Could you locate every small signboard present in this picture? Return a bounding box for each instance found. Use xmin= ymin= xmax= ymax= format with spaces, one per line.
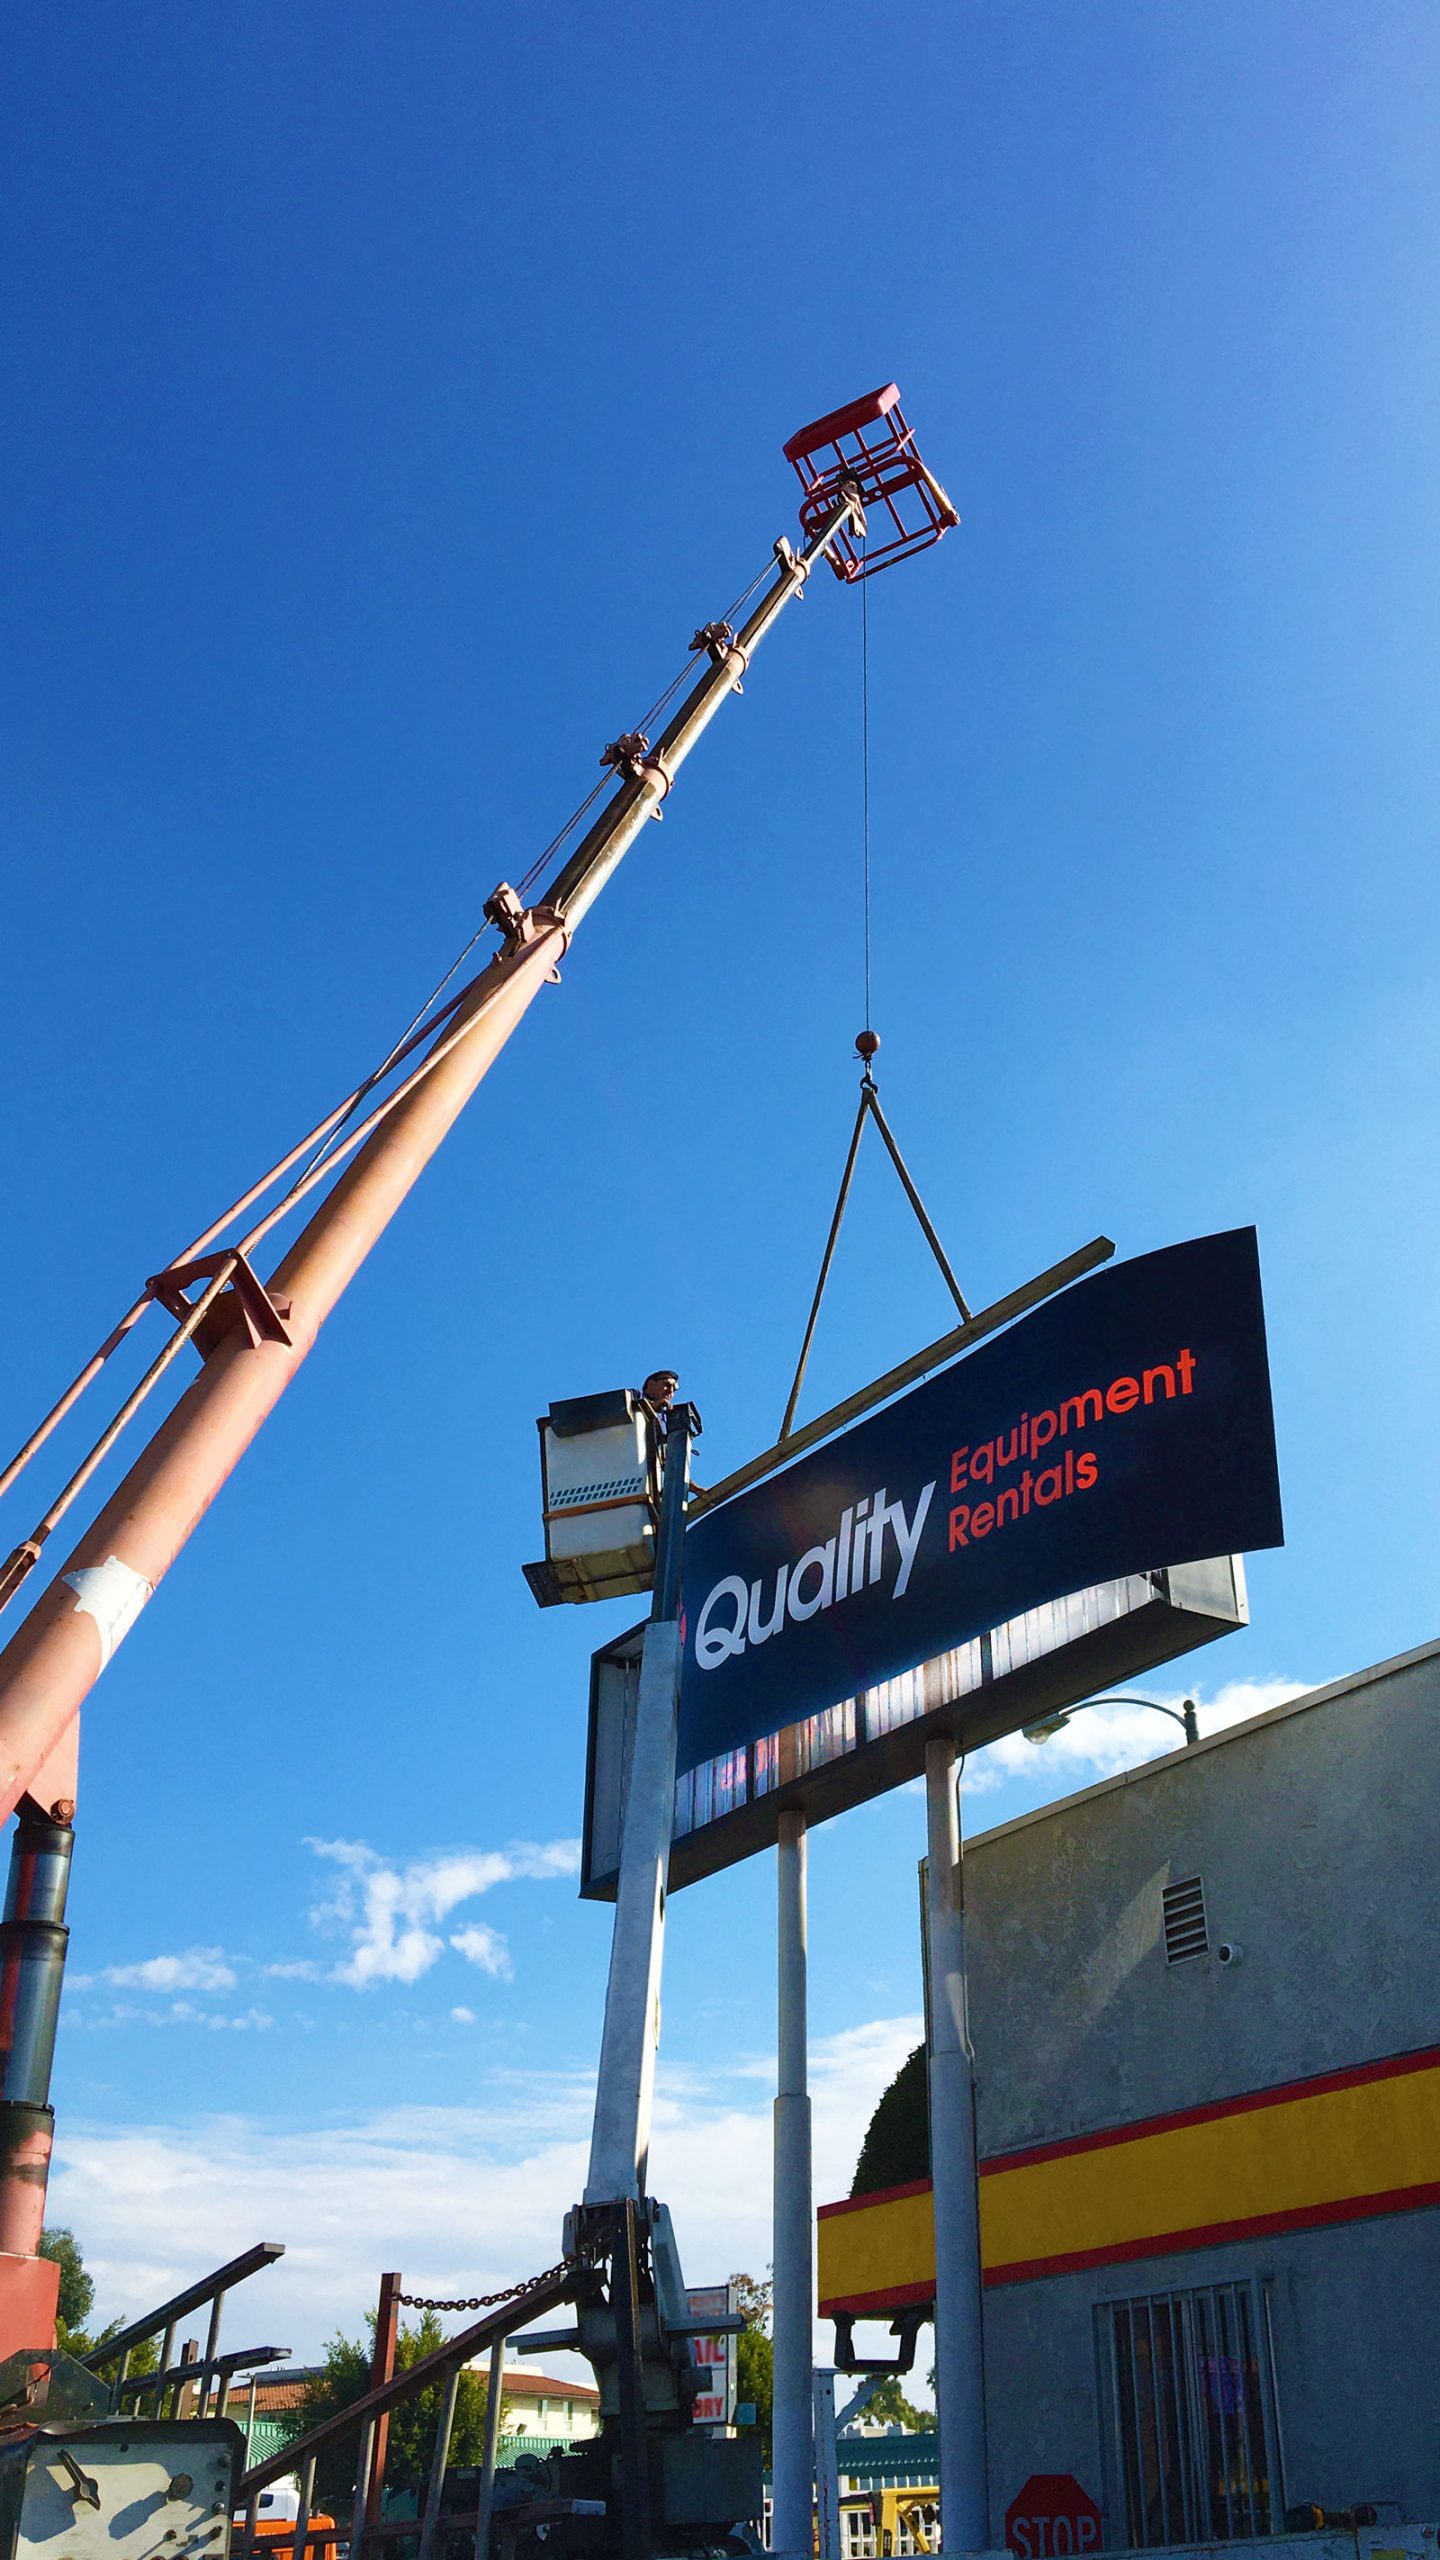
xmin=680 ymin=1229 xmax=1281 ymax=1778
xmin=685 ymin=2284 xmax=737 ymax=2429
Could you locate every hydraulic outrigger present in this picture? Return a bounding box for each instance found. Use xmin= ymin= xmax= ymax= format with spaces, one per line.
xmin=0 ymin=387 xmax=956 ymax=2559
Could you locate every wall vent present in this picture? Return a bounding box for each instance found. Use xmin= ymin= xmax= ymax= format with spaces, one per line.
xmin=1163 ymin=1875 xmax=1209 ymax=1963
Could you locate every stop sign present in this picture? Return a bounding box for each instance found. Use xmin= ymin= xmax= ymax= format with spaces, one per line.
xmin=1005 ymin=2475 xmax=1103 ymax=2557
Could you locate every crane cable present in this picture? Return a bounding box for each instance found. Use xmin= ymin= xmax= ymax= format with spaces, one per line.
xmin=861 ymin=534 xmax=872 ymax=1038
xmin=777 ymin=531 xmax=971 ymax=1442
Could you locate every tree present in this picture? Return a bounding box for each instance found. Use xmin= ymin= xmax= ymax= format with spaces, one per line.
xmin=730 ymin=2271 xmax=773 ymax=2468
xmin=38 ymin=2226 xmax=157 ymax=2377
xmin=862 ymin=2373 xmax=934 ymax=2433
xmin=729 ymin=2271 xmax=772 ymax=2332
xmin=40 ymin=2228 xmax=93 ymax=2337
xmin=286 ymin=2311 xmax=503 ymax=2511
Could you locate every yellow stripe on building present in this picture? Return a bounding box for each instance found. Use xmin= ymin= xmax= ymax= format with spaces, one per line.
xmin=817 ymin=2052 xmax=1440 ymax=2307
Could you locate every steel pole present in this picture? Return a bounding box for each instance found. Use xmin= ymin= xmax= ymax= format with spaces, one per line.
xmin=811 ymin=2367 xmax=840 ymax=2560
xmin=293 ymin=2455 xmax=316 ymax=2560
xmin=365 ymin=2273 xmax=402 ymax=2540
xmin=0 ymin=494 xmax=858 ymax=1840
xmin=924 ymin=1739 xmax=988 ymax=2554
xmin=352 ymin=2416 xmax=376 ymax=2560
xmin=417 ymin=2359 xmax=459 ymax=2560
xmin=473 ymin=2332 xmax=507 ymax=2560
xmin=611 ymin=2200 xmax=653 ymax=2560
xmin=771 ymin=1811 xmax=814 ymax=2559
xmin=584 ymin=1403 xmax=697 ymax=2204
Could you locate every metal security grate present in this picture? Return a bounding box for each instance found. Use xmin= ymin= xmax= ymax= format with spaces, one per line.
xmin=1163 ymin=1875 xmax=1209 ymax=1963
xmin=1097 ymin=2278 xmax=1283 ymax=2546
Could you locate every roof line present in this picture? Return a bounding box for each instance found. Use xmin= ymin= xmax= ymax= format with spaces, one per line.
xmin=963 ymin=1632 xmax=1440 ymax=1855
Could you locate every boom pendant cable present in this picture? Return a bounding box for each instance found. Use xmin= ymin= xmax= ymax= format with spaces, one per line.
xmin=778 ymin=538 xmax=970 ymax=1442
xmin=861 ymin=532 xmax=872 ymax=1037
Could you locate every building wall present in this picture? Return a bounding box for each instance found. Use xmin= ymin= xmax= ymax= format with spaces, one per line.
xmin=498 ymin=2376 xmax=599 ymax=2442
xmin=820 ymin=1640 xmax=1440 ymax=2535
xmin=965 ymin=1642 xmax=1440 ymax=2152
xmin=982 ymin=2207 xmax=1440 ymax=2533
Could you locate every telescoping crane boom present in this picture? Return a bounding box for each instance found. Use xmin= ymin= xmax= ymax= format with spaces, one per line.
xmin=0 ymin=386 xmax=956 ymax=2362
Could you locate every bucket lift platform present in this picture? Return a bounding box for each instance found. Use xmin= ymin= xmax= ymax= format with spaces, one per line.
xmin=784 ymin=383 xmax=959 ymax=580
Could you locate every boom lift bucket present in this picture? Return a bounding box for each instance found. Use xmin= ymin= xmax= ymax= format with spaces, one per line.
xmin=784 ymin=383 xmax=958 ymax=580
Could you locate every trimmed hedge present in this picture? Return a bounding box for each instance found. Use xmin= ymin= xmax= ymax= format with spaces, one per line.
xmin=851 ymin=2042 xmax=929 ymax=2195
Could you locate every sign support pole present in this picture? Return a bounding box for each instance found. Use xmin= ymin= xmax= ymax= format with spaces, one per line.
xmin=772 ymin=1808 xmax=814 ymax=2558
xmin=812 ymin=2366 xmax=842 ymax=2560
xmin=924 ymin=1737 xmax=988 ymax=2553
xmin=584 ymin=1401 xmax=697 ymax=2203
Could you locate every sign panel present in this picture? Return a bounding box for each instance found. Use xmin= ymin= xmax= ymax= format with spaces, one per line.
xmin=583 ymin=1555 xmax=1249 ymax=1899
xmin=679 ymin=1230 xmax=1281 ymax=1778
xmin=1005 ymin=2475 xmax=1103 ymax=2556
xmin=685 ymin=2284 xmax=737 ymax=2428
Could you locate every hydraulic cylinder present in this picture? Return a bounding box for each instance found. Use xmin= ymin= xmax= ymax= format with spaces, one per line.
xmin=0 ymin=1809 xmax=73 ymax=2257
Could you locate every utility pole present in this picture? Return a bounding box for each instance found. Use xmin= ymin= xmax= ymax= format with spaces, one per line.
xmin=925 ymin=1737 xmax=988 ymax=2552
xmin=771 ymin=1810 xmax=814 ymax=2557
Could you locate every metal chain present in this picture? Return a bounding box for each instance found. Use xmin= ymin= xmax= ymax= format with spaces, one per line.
xmin=395 ymin=2250 xmax=591 ymax=2314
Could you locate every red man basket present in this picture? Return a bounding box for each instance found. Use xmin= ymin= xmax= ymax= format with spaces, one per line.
xmin=783 ymin=383 xmax=958 ymax=580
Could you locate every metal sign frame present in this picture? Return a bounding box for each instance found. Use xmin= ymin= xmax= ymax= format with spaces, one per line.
xmin=581 ymin=1554 xmax=1248 ymax=1899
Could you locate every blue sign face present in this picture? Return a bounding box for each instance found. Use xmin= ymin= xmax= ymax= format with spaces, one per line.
xmin=677 ymin=1229 xmax=1283 ymax=1778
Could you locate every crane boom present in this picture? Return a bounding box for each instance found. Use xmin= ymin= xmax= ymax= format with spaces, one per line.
xmin=0 ymin=497 xmax=856 ymax=1843
xmin=0 ymin=492 xmax=878 ymax=2307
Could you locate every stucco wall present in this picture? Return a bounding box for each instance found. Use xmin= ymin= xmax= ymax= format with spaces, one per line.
xmin=953 ymin=1640 xmax=1440 ymax=2530
xmin=963 ymin=1642 xmax=1440 ymax=2155
xmin=982 ymin=2205 xmax=1440 ymax=2533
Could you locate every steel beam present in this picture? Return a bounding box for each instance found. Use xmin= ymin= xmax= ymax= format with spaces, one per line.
xmin=688 ymin=1237 xmax=1115 ymax=1520
xmin=925 ymin=1740 xmax=988 ymax=2552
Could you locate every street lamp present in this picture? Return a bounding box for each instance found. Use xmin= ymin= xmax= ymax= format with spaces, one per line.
xmin=1022 ymin=1693 xmax=1200 ymax=1748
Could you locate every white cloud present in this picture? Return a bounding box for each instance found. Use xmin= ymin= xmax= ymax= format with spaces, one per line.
xmin=172 ymin=2004 xmax=274 ymax=2032
xmin=46 ymin=2018 xmax=916 ymax=2365
xmin=449 ymin=1926 xmax=512 ymax=1979
xmin=68 ymin=1947 xmax=239 ymax=1994
xmin=963 ymin=1675 xmax=1314 ymax=1797
xmin=450 ymin=2007 xmax=477 ymax=2025
xmin=307 ymin=1837 xmax=581 ymax=1989
xmin=69 ymin=2001 xmax=273 ymax=2032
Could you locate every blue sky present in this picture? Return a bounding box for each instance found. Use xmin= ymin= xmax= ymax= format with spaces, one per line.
xmin=4 ymin=1 xmax=1438 ymax=2354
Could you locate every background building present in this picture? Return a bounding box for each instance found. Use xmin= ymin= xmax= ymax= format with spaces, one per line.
xmin=493 ymin=2364 xmax=600 ymax=2447
xmin=818 ymin=1639 xmax=1440 ymax=2544
xmin=234 ymin=2360 xmax=600 ymax=2472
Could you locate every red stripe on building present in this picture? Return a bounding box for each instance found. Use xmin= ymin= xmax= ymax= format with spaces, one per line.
xmin=818 ymin=2177 xmax=933 ymax=2222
